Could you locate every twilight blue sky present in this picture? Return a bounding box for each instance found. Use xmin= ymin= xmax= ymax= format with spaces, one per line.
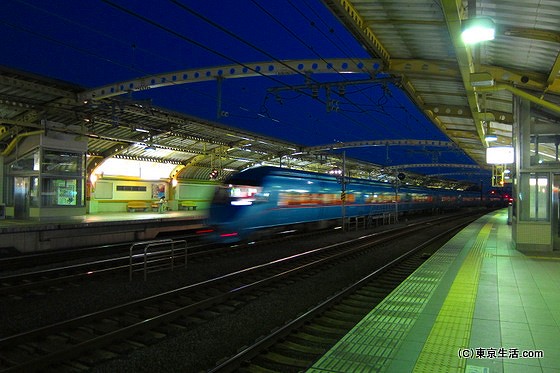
xmin=0 ymin=0 xmax=488 ymax=183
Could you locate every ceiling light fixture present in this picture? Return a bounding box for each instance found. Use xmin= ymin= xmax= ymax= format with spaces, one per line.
xmin=484 ymin=122 xmax=498 ymax=142
xmin=485 ymin=133 xmax=498 ymax=142
xmin=461 ymin=16 xmax=496 ymax=44
xmin=480 ymin=93 xmax=497 ymax=142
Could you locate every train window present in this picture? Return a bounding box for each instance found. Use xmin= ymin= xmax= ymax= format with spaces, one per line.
xmin=253 ymin=192 xmax=270 ymax=203
xmin=519 ymin=172 xmax=549 ymax=221
xmin=230 ymin=186 xmax=260 ymax=198
xmin=229 ymin=185 xmax=263 ymax=206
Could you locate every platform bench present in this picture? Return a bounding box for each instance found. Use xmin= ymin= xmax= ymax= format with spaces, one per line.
xmin=127 ymin=201 xmax=149 ymax=212
xmin=179 ymin=201 xmax=197 ymax=210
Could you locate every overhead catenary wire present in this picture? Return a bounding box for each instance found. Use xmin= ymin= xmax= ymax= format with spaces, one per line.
xmin=251 ymin=0 xmax=402 ymax=138
xmin=7 ymin=0 xmax=414 ymax=143
xmin=294 ymin=0 xmax=448 ymax=138
xmin=168 ymin=0 xmax=397 ymax=139
xmin=2 ymin=0 xmax=473 ymax=170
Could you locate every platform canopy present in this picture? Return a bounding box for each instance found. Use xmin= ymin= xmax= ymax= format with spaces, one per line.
xmin=1 ymin=0 xmax=559 ymax=188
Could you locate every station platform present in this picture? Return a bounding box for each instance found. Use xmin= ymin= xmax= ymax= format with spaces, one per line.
xmin=0 ymin=210 xmax=206 ymax=254
xmin=308 ymin=209 xmax=560 ymax=373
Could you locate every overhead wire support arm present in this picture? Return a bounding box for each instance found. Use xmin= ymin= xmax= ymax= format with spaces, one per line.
xmin=78 ymin=59 xmax=383 ymax=101
xmin=303 ymin=139 xmax=458 ymax=153
xmin=267 ymin=77 xmax=397 ymax=94
xmin=385 ymin=163 xmax=483 ymax=170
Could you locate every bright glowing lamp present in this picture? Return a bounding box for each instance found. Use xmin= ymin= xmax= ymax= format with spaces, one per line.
xmin=485 ymin=133 xmax=498 ymax=142
xmin=461 ymin=17 xmax=495 ymax=44
xmin=483 ymin=120 xmax=498 ymax=142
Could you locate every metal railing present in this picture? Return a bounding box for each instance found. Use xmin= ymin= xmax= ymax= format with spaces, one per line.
xmin=344 ymin=211 xmax=396 ymax=231
xmin=129 ymin=239 xmax=187 ymax=281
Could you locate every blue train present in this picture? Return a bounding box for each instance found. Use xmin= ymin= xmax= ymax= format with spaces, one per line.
xmin=204 ymin=166 xmax=485 ymax=243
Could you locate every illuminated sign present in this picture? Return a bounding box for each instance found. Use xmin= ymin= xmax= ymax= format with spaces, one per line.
xmin=486 ymin=147 xmax=514 ymax=164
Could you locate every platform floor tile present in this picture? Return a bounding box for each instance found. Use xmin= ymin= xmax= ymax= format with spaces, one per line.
xmin=307 ymin=213 xmax=492 ymax=373
xmin=464 ymin=214 xmax=560 ymax=373
xmin=308 ymin=210 xmax=560 ymax=373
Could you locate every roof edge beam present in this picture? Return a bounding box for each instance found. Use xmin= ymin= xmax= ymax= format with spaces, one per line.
xmin=321 ymin=0 xmax=391 ymax=64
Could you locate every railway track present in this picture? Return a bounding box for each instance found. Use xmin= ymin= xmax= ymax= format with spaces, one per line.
xmin=0 ymin=243 xmax=188 ymax=299
xmin=0 ymin=234 xmax=318 ymax=299
xmin=0 ymin=232 xmax=203 ymax=272
xmin=0 ymin=211 xmax=476 ymax=300
xmin=210 ymin=224 xmax=460 ymax=372
xmin=0 ymin=239 xmax=271 ymax=299
xmin=0 ymin=213 xmax=477 ymax=372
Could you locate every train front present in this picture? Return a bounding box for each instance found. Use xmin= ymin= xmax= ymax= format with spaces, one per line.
xmin=204 ymin=175 xmax=266 ymax=243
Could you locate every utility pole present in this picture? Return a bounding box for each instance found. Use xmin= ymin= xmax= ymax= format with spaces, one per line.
xmin=342 ymin=151 xmax=346 ymax=231
xmin=329 ymin=151 xmax=347 ymax=231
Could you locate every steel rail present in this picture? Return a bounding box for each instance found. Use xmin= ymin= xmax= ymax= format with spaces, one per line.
xmin=208 ymin=220 xmax=472 ymax=372
xmin=0 ymin=216 xmax=464 ymax=372
xmin=0 ymin=212 xmax=468 ymax=298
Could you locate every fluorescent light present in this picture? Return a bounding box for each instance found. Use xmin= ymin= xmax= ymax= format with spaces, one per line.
xmin=135 ymin=128 xmax=150 ymax=133
xmin=462 ymin=17 xmax=495 ymax=44
xmin=484 ymin=120 xmax=498 ymax=142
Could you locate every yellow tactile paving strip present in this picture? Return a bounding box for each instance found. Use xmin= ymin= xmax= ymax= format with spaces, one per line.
xmin=412 ymin=223 xmax=491 ymax=373
xmin=308 ymin=215 xmax=493 ymax=373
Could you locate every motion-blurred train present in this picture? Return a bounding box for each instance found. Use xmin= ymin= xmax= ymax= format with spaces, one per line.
xmin=204 ymin=166 xmax=507 ymax=243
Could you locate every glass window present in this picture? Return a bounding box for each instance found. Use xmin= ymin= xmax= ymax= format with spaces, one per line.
xmin=8 ymin=149 xmax=40 ymax=172
xmin=5 ymin=177 xmax=14 ymax=205
xmin=5 ymin=148 xmax=86 ymax=209
xmin=519 ymin=173 xmax=549 ymax=221
xmin=42 ymin=150 xmax=84 ymax=175
xmin=40 ymin=150 xmax=85 ymax=207
xmin=42 ymin=178 xmax=82 ymax=207
xmin=29 ymin=176 xmax=39 ymax=207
